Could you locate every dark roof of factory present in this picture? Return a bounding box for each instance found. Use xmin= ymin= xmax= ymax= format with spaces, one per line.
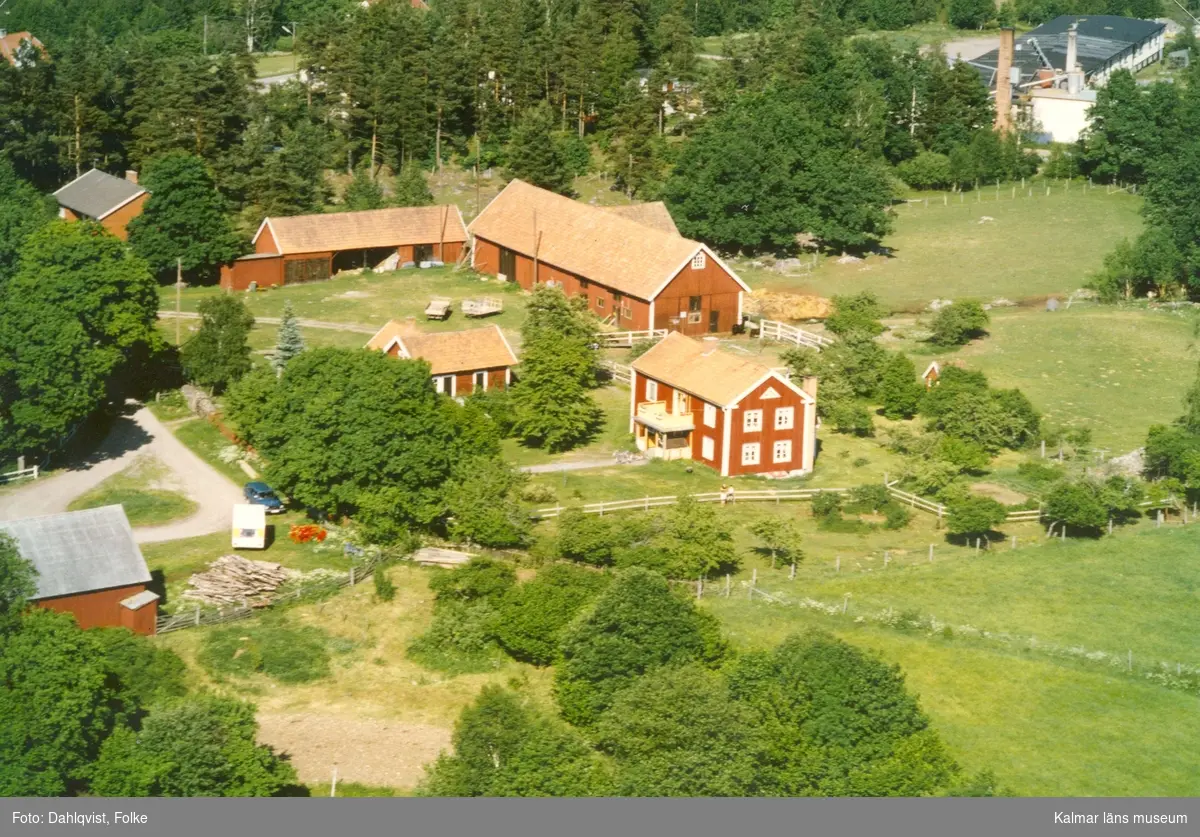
xmin=967 ymin=16 xmax=1165 ymax=87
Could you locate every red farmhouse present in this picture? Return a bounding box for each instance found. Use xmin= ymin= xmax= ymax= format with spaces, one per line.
xmin=0 ymin=505 xmax=159 ymax=635
xmin=366 ymin=322 xmax=517 ymax=397
xmin=468 ymin=180 xmax=748 ymax=336
xmin=221 ymin=205 xmax=468 ymax=291
xmin=630 ymin=333 xmax=818 ymax=477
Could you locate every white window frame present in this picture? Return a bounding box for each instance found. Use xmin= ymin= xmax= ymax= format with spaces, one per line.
xmin=692 ymin=251 xmax=707 ymax=270
xmin=741 ymin=442 xmax=760 ymax=466
xmin=645 ymin=379 xmax=658 ymax=402
xmin=703 ymin=403 xmax=717 ymax=428
xmin=687 ymin=311 xmax=702 ymax=324
xmin=434 ymin=374 xmax=455 ymax=396
xmin=473 ymin=370 xmax=488 ymax=392
xmin=743 ymin=409 xmax=763 ymax=433
xmin=673 ymin=389 xmax=688 ymax=414
xmin=774 ymin=407 xmax=795 ymax=430
xmin=773 ymin=440 xmax=792 ymax=464
xmin=702 ymin=437 xmax=715 ymax=461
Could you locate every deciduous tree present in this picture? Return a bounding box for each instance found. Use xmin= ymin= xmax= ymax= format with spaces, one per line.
xmin=180 ymin=295 xmax=255 ymax=392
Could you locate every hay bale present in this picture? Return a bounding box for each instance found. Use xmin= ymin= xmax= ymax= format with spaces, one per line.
xmin=744 ymin=290 xmax=833 ymax=321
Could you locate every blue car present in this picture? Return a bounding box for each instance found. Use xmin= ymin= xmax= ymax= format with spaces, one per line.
xmin=243 ymin=481 xmax=285 ymax=514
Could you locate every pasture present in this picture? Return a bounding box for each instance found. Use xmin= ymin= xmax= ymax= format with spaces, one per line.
xmin=67 ymin=453 xmax=196 ymax=527
xmin=738 ymin=187 xmax=1143 ymax=312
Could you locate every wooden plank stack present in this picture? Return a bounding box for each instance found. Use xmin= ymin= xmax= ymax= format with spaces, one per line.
xmin=181 ymin=555 xmax=297 ymax=607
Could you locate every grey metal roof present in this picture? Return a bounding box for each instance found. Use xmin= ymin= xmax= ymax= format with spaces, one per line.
xmin=52 ymin=169 xmax=146 ymax=220
xmin=120 ymin=589 xmax=160 ymax=610
xmin=968 ymin=15 xmax=1166 ymax=87
xmin=0 ymin=505 xmax=152 ymax=600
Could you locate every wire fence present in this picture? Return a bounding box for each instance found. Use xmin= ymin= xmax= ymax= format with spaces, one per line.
xmin=894 ymin=176 xmax=1139 ymax=212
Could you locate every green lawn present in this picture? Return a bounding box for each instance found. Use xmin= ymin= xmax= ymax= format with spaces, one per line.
xmin=170 ymin=418 xmax=250 ymax=486
xmin=162 ymin=266 xmax=526 ymax=337
xmin=709 ymin=600 xmax=1200 ymax=796
xmin=502 ymin=385 xmax=636 ymax=469
xmin=67 ymin=454 xmax=197 ymax=527
xmin=738 ymin=188 xmax=1142 ymax=312
xmin=897 ymin=306 xmax=1193 ymax=453
xmin=254 ymin=52 xmax=297 ymax=77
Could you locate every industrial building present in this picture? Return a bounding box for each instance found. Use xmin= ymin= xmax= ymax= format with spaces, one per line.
xmin=968 ymin=16 xmax=1166 ymax=142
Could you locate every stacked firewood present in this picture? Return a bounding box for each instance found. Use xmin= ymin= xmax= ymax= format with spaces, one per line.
xmin=181 ymin=555 xmax=297 ymax=607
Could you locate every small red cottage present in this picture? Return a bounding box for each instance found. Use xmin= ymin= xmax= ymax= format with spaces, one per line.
xmin=221 ymin=205 xmax=469 ymax=291
xmin=922 ymin=361 xmax=941 ymax=389
xmin=468 ymin=180 xmax=749 ymax=336
xmin=0 ymin=505 xmax=159 ymax=635
xmin=630 ymin=333 xmax=817 ymax=477
xmin=366 ymin=322 xmax=517 ymax=396
xmin=52 ymin=169 xmax=148 ymax=241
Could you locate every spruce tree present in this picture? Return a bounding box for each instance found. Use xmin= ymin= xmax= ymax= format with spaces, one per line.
xmin=503 ymin=102 xmax=573 ymax=195
xmin=392 ymin=162 xmax=434 ymax=208
xmin=343 ymin=165 xmax=386 ymax=211
xmin=272 ymin=301 xmax=304 ymax=374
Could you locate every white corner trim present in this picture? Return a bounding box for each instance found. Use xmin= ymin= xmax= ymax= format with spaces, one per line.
xmin=629 ymin=369 xmax=638 ymax=434
xmin=720 ymin=405 xmax=733 ymax=477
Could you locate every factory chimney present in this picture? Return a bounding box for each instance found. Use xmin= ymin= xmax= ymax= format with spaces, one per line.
xmin=1066 ymin=23 xmax=1084 ymax=94
xmin=995 ymin=27 xmax=1015 ymax=134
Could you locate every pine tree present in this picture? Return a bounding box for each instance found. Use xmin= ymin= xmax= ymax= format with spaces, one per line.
xmin=273 ymin=301 xmax=304 ymax=374
xmin=342 ymin=165 xmax=386 ymax=211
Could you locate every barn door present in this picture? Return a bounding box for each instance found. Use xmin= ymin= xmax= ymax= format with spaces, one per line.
xmin=499 ymin=248 xmax=516 ymax=282
xmin=708 ymin=310 xmax=720 ymax=333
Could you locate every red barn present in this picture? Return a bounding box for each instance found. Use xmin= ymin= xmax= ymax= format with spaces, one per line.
xmin=468 ymin=180 xmax=748 ymax=336
xmin=0 ymin=505 xmax=159 ymax=635
xmin=52 ymin=168 xmax=148 ymax=241
xmin=221 ymin=205 xmax=469 ymax=291
xmin=630 ymin=333 xmax=817 ymax=477
xmin=366 ymin=322 xmax=517 ymax=396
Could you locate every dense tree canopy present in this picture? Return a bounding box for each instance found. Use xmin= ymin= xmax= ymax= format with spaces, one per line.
xmin=180 ymin=295 xmax=255 ymax=392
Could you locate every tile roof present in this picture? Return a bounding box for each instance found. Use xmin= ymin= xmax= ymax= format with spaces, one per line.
xmin=0 ymin=31 xmax=45 ymax=66
xmin=633 ymin=332 xmax=785 ymax=407
xmin=366 ymin=322 xmax=517 ymax=375
xmin=469 ymin=180 xmax=740 ymax=301
xmin=602 ymin=201 xmax=681 ymax=236
xmin=0 ymin=506 xmax=152 ymax=600
xmin=53 ymin=169 xmax=146 ymax=220
xmin=259 ymin=206 xmax=468 ymax=255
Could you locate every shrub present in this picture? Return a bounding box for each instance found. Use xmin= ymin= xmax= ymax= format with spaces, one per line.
xmin=883 ymin=502 xmax=912 ymax=530
xmin=811 ymin=491 xmax=844 ymax=519
xmin=945 ymin=495 xmax=1007 ymax=539
xmin=494 ymin=565 xmax=610 ymax=666
xmin=830 ymin=402 xmax=875 ymax=436
xmin=198 ymin=617 xmax=332 ymax=683
xmin=849 ymin=483 xmax=891 ymax=512
xmin=897 ymin=152 xmax=953 ymax=190
xmin=929 ymin=300 xmax=989 ymax=347
xmin=1016 ymin=460 xmax=1064 ymax=486
xmin=520 ymin=483 xmax=557 ymax=504
xmin=428 ymin=557 xmax=516 ymax=603
xmin=374 ymin=567 xmax=396 ymax=602
xmin=407 ymin=600 xmax=500 ymax=673
xmin=935 ymin=436 xmax=991 ymax=472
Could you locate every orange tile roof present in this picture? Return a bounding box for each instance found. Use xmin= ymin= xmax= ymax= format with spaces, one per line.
xmin=258 ymin=206 xmax=467 ymax=255
xmin=366 ymin=323 xmax=517 ymax=376
xmin=0 ymin=32 xmax=45 ymax=66
xmin=602 ymin=201 xmax=680 ymax=236
xmin=632 ymin=332 xmax=797 ymax=407
xmin=469 ymin=180 xmax=745 ymax=301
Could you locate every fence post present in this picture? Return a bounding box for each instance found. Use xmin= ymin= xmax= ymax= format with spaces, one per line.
xmin=194 ymin=606 xmax=201 ymax=627
xmin=16 ymin=455 xmax=23 ymax=472
xmin=32 ymin=465 xmax=38 ymax=479
xmin=1157 ymin=510 xmax=1163 ymax=528
xmin=696 ymin=578 xmax=703 ymax=600
xmin=883 ymin=551 xmax=890 ymax=568
xmin=349 ymin=566 xmax=355 ymax=586
xmin=1011 ymin=535 xmax=1016 ymax=550
xmin=748 ymin=568 xmax=756 ymax=600
xmin=789 ymin=562 xmax=796 ymax=580
xmin=1128 ymin=649 xmax=1132 ymax=672
xmin=644 ymin=496 xmax=649 ymax=511
xmin=1041 ymin=440 xmax=1045 ymax=458
xmin=1108 ymin=518 xmax=1113 ymax=535
xmin=842 ymin=594 xmax=849 ymax=614
xmin=836 ymin=556 xmax=840 ymax=573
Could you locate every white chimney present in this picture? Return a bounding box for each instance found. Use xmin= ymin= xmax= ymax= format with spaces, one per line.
xmin=125 ymin=170 xmax=139 ymax=185
xmin=1066 ymin=23 xmax=1078 ymax=76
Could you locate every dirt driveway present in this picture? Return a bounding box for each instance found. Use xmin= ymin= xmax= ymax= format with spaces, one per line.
xmin=0 ymin=406 xmax=242 ymax=543
xmin=257 ymin=712 xmax=452 ymax=792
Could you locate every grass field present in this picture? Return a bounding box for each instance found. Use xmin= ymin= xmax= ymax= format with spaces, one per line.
xmin=889 ymin=305 xmax=1194 ymax=453
xmin=169 ymin=418 xmax=250 ymax=485
xmin=708 ymin=600 xmax=1200 ymax=796
xmin=254 ymin=52 xmax=297 ymax=77
xmin=67 ymin=454 xmax=197 ymax=527
xmin=738 ymin=188 xmax=1143 ymax=312
xmin=162 ymin=267 xmax=525 ymax=337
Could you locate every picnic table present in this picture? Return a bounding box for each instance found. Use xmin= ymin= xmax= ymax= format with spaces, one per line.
xmin=425 ymin=296 xmax=452 ymax=320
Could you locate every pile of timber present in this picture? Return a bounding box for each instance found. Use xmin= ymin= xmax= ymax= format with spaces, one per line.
xmin=181 ymin=555 xmax=297 ymax=607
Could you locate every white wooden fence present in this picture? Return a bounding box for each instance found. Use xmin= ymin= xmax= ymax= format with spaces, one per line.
xmin=532 ymin=487 xmax=849 ymax=519
xmin=886 ymin=480 xmax=1042 ymax=524
xmin=598 ymin=328 xmax=667 ymax=348
xmin=600 ymin=359 xmax=632 ymax=385
xmin=0 ymin=464 xmax=39 ymax=485
xmin=752 ymin=319 xmax=834 ymax=350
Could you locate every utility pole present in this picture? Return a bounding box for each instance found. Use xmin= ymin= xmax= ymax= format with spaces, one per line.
xmin=175 ymin=259 xmax=183 ymax=345
xmin=291 ymin=22 xmax=298 ymax=72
